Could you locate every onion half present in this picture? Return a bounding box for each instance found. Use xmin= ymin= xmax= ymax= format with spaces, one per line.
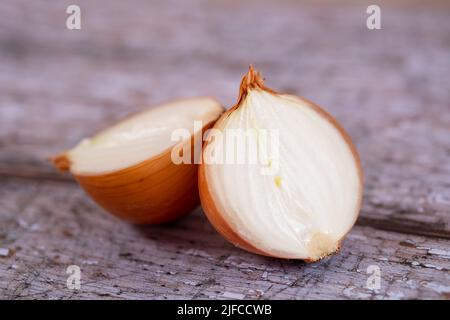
xmin=53 ymin=97 xmax=224 ymax=224
xmin=199 ymin=67 xmax=363 ymax=261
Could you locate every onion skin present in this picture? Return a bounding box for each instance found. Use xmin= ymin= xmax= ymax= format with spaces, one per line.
xmin=52 ymin=120 xmax=220 ymax=225
xmin=198 ymin=67 xmax=364 ymax=261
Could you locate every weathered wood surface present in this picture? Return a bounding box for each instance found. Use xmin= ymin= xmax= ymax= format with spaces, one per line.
xmin=0 ymin=0 xmax=449 ymax=299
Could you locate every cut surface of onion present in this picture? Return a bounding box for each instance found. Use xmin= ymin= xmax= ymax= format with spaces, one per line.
xmin=199 ymin=67 xmax=363 ymax=261
xmin=66 ymin=98 xmax=223 ymax=175
xmin=53 ymin=97 xmax=224 ymax=224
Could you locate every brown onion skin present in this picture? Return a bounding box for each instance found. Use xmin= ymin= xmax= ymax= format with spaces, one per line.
xmin=198 ymin=67 xmax=364 ymax=261
xmin=53 ymin=119 xmax=221 ymax=225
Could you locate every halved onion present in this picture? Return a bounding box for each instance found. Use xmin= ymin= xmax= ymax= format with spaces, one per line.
xmin=199 ymin=67 xmax=363 ymax=261
xmin=53 ymin=97 xmax=224 ymax=224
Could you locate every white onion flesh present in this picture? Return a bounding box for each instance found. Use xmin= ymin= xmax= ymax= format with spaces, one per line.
xmin=203 ymin=89 xmax=362 ymax=260
xmin=68 ymin=97 xmax=223 ymax=175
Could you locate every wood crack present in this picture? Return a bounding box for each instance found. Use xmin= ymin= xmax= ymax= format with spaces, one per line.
xmin=356 ymin=216 xmax=450 ymax=240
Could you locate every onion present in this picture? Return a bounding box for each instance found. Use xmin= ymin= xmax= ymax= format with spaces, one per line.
xmin=199 ymin=67 xmax=363 ymax=261
xmin=52 ymin=97 xmax=224 ymax=224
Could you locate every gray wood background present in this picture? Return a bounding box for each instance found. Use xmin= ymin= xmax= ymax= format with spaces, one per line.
xmin=0 ymin=0 xmax=449 ymax=299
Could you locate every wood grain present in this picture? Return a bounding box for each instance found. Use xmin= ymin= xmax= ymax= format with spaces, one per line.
xmin=0 ymin=177 xmax=449 ymax=300
xmin=0 ymin=0 xmax=449 ymax=299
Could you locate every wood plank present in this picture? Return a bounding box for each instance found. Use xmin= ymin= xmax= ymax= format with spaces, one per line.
xmin=0 ymin=177 xmax=449 ymax=299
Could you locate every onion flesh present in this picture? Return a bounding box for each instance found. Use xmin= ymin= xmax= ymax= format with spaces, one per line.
xmin=67 ymin=98 xmax=223 ymax=175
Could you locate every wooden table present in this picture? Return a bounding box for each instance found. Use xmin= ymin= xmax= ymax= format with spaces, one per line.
xmin=0 ymin=0 xmax=449 ymax=299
